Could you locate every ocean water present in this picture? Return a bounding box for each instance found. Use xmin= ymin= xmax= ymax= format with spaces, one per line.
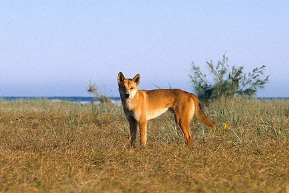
xmin=0 ymin=96 xmax=122 ymax=105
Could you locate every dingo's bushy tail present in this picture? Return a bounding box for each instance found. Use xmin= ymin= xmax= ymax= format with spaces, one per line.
xmin=195 ymin=103 xmax=216 ymax=130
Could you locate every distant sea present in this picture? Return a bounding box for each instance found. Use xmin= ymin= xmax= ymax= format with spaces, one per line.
xmin=0 ymin=96 xmax=289 ymax=104
xmin=0 ymin=96 xmax=122 ymax=105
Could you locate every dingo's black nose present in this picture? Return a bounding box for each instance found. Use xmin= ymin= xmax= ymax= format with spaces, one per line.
xmin=125 ymin=94 xmax=130 ymax=98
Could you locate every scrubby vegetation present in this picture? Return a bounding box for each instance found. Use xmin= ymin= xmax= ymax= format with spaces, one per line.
xmin=0 ymin=99 xmax=289 ymax=192
xmin=189 ymin=55 xmax=269 ymax=101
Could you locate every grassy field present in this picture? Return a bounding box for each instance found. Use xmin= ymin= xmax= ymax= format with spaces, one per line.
xmin=0 ymin=98 xmax=289 ymax=192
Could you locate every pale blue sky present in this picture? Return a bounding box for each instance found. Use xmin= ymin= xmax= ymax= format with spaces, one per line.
xmin=0 ymin=1 xmax=288 ymax=97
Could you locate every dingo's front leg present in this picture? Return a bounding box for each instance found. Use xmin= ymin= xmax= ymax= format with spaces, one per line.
xmin=139 ymin=120 xmax=147 ymax=148
xmin=128 ymin=117 xmax=138 ymax=149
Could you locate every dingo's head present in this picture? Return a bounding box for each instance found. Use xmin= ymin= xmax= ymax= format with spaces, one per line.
xmin=117 ymin=72 xmax=140 ymax=99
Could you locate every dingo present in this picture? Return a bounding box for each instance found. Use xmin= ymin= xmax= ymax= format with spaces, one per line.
xmin=117 ymin=72 xmax=216 ymax=148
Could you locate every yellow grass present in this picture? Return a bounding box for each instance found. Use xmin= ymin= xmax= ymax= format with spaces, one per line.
xmin=0 ymin=99 xmax=289 ymax=192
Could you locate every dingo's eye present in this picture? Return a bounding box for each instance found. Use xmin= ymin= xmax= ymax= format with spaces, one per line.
xmin=130 ymin=87 xmax=134 ymax=90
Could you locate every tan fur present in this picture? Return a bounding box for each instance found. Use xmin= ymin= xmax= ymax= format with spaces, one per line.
xmin=117 ymin=72 xmax=216 ymax=148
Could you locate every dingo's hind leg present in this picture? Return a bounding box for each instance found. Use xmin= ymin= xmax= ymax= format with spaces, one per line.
xmin=174 ymin=113 xmax=192 ymax=147
xmin=179 ymin=119 xmax=192 ymax=147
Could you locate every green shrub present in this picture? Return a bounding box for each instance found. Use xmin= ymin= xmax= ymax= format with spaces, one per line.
xmin=189 ymin=55 xmax=269 ymax=101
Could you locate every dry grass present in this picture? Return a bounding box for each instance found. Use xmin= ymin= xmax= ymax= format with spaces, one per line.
xmin=0 ymin=99 xmax=289 ymax=192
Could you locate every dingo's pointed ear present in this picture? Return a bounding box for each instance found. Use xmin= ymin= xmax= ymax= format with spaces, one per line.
xmin=132 ymin=74 xmax=140 ymax=85
xmin=117 ymin=72 xmax=125 ymax=84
